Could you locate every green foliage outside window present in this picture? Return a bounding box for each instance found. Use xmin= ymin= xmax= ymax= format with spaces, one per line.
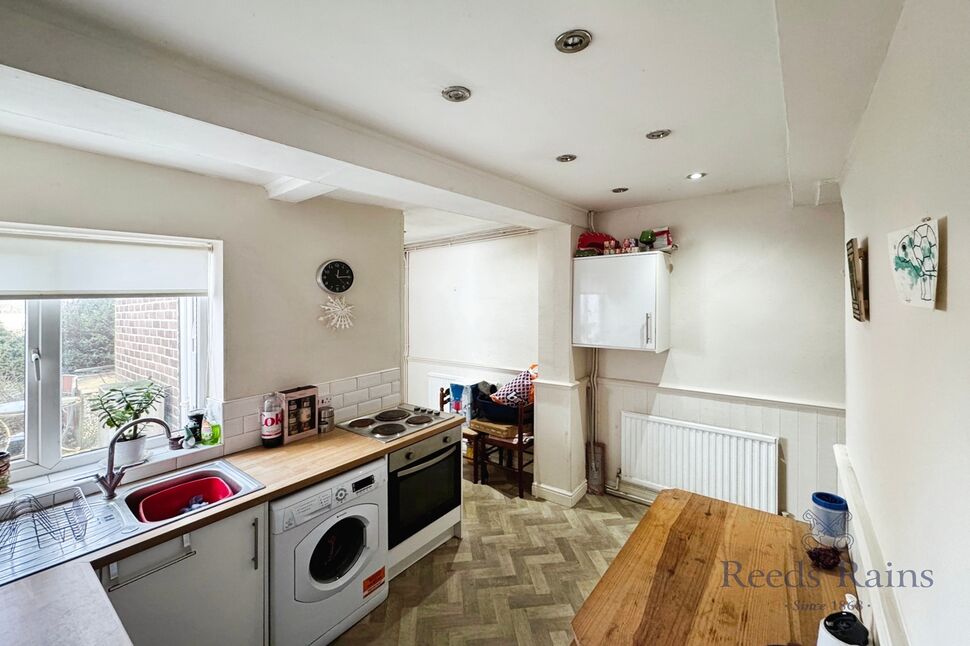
xmin=61 ymin=299 xmax=115 ymax=373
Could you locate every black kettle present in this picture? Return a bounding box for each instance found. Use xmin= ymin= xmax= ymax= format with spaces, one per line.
xmin=818 ymin=611 xmax=869 ymax=645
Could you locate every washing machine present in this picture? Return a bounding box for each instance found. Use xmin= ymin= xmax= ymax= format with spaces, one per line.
xmin=270 ymin=459 xmax=388 ymax=646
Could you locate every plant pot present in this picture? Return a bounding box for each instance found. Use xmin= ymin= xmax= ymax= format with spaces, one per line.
xmin=115 ymin=435 xmax=148 ymax=466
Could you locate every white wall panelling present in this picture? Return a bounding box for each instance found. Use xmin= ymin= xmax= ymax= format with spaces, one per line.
xmin=598 ymin=378 xmax=844 ymax=518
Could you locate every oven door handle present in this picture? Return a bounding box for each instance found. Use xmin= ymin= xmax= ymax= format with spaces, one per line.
xmin=396 ymin=445 xmax=456 ymax=477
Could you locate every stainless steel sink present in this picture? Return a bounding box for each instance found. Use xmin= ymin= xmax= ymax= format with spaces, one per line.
xmin=0 ymin=459 xmax=263 ymax=586
xmin=120 ymin=460 xmax=263 ymax=524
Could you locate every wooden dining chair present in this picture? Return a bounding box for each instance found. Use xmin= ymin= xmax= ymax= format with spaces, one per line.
xmin=472 ymin=402 xmax=534 ymax=498
xmin=439 ymin=387 xmax=482 ymax=484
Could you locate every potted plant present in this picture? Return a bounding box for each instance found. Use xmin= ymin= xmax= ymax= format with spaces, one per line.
xmin=89 ymin=380 xmax=166 ymax=465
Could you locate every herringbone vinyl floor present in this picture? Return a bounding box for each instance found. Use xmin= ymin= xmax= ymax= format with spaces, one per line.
xmin=335 ymin=475 xmax=646 ymax=646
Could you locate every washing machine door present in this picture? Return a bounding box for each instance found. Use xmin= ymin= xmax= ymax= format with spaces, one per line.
xmin=293 ymin=503 xmax=380 ymax=603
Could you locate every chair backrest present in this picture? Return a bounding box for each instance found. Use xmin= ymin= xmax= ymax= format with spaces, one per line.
xmin=438 ymin=387 xmax=452 ymax=412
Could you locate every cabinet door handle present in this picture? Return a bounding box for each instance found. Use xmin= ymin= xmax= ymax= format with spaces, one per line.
xmin=252 ymin=517 xmax=259 ymax=570
xmin=644 ymin=313 xmax=652 ymax=346
xmin=107 ymin=550 xmax=197 ymax=592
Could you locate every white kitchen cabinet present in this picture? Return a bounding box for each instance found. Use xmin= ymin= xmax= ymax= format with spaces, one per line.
xmin=100 ymin=503 xmax=267 ymax=646
xmin=572 ymin=252 xmax=671 ymax=352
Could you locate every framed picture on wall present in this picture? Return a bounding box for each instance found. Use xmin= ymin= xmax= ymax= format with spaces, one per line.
xmin=846 ymin=238 xmax=869 ymax=322
xmin=887 ymin=218 xmax=939 ymax=309
xmin=279 ymin=385 xmax=318 ymax=444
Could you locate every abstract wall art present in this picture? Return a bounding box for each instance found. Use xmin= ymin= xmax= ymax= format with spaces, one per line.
xmin=887 ymin=218 xmax=939 ymax=309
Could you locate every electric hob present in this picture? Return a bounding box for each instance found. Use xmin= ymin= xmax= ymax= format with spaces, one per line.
xmin=337 ymin=403 xmax=459 ymax=442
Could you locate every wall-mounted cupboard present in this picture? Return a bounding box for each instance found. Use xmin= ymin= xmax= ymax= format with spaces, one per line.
xmin=572 ymin=252 xmax=671 ymax=352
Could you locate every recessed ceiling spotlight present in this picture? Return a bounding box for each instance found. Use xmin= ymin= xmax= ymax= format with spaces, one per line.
xmin=611 ymin=187 xmax=629 ymax=193
xmin=441 ymin=86 xmax=472 ymax=102
xmin=555 ymin=29 xmax=592 ymax=53
xmin=556 ymin=154 xmax=577 ymax=163
xmin=686 ymin=171 xmax=707 ymax=180
xmin=646 ymin=129 xmax=672 ymax=140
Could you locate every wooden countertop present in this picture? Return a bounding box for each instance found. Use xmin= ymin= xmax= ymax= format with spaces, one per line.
xmin=5 ymin=419 xmax=461 ymax=645
xmin=572 ymin=489 xmax=857 ymax=646
xmin=2 ymin=561 xmax=132 ymax=646
xmin=85 ymin=419 xmax=463 ymax=567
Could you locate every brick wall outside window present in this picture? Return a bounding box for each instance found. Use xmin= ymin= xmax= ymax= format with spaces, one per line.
xmin=114 ymin=298 xmax=181 ymax=423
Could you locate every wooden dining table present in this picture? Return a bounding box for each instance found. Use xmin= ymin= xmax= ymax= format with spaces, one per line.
xmin=572 ymin=489 xmax=857 ymax=646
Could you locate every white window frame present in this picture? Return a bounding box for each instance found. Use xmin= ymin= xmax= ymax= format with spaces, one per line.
xmin=1 ymin=223 xmax=224 ymax=485
xmin=179 ymin=296 xmax=209 ymax=418
xmin=11 ymin=297 xmax=210 ymax=482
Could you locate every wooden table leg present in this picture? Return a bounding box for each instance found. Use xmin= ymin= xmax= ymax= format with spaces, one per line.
xmin=472 ymin=433 xmax=480 ymax=484
xmin=480 ymin=435 xmax=489 ymax=484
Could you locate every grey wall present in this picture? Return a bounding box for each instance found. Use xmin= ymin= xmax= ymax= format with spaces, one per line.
xmin=0 ymin=134 xmax=403 ymax=400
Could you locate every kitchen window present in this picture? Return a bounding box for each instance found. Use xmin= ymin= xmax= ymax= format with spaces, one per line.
xmin=0 ymin=223 xmax=220 ymax=481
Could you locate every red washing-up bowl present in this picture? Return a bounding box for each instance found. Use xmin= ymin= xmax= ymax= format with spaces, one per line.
xmin=137 ymin=476 xmax=233 ymax=523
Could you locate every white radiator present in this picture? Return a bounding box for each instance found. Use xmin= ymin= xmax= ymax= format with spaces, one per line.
xmin=620 ymin=412 xmax=778 ymax=513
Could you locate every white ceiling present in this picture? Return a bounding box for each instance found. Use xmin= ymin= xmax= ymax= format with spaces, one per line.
xmin=35 ymin=0 xmax=791 ymax=211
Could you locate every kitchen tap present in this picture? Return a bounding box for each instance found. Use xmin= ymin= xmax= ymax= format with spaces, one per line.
xmin=92 ymin=417 xmax=171 ymax=500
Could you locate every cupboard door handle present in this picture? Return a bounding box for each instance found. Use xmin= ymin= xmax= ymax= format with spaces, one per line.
xmin=644 ymin=313 xmax=652 ymax=346
xmin=106 ymin=550 xmax=197 ymax=592
xmin=252 ymin=518 xmax=259 ymax=570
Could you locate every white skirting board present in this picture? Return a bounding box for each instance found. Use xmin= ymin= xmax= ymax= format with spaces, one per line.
xmin=531 ymin=480 xmax=588 ymax=508
xmin=834 ymin=445 xmax=910 ymax=646
xmin=388 ymin=507 xmax=461 ymax=580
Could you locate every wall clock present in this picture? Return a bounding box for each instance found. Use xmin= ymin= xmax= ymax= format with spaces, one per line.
xmin=316 ymin=259 xmax=354 ymax=293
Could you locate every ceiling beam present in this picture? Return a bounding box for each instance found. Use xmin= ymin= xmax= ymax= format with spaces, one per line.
xmin=0 ymin=2 xmax=585 ymax=228
xmin=263 ymin=177 xmax=338 ymax=203
xmin=775 ymin=0 xmax=904 ymax=206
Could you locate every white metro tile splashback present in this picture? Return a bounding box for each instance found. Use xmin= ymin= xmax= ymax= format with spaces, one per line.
xmin=331 ymin=379 xmax=358 ymax=396
xmin=358 ymin=399 xmax=382 ymax=416
xmin=214 ymin=368 xmax=402 ymax=458
xmin=357 ymin=372 xmax=382 ymax=389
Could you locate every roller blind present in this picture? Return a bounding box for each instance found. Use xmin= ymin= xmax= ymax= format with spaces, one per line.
xmin=0 ymin=225 xmax=211 ymax=298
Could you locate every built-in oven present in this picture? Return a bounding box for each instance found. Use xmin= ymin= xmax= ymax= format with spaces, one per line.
xmin=387 ymin=426 xmax=461 ymax=549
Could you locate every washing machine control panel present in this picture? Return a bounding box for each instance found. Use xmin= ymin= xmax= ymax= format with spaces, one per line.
xmin=282 ymin=489 xmax=334 ymax=530
xmin=272 ymin=460 xmax=386 ymax=534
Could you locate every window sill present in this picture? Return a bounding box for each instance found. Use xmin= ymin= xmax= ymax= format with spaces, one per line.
xmin=1 ymin=441 xmax=225 ymax=507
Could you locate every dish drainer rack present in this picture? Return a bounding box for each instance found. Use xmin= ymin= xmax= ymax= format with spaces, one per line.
xmin=0 ymin=486 xmax=93 ymax=558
